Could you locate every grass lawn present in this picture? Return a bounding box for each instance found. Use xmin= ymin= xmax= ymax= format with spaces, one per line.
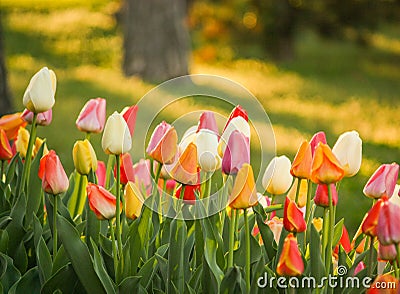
xmin=2 ymin=0 xmax=399 ymax=234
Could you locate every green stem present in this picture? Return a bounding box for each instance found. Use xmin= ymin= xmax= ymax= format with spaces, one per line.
xmin=228 ymin=208 xmax=236 ymax=268
xmin=152 ymin=163 xmax=162 ymax=196
xmin=18 ymin=114 xmax=37 ymax=196
xmin=115 ymin=154 xmax=123 ymax=278
xmin=367 ymin=237 xmax=375 ymax=277
xmin=204 ymin=172 xmax=212 ymax=198
xmin=304 ymin=179 xmax=312 ymax=250
xmin=105 ymin=155 xmax=115 ymax=190
xmin=109 ymin=219 xmax=118 ymax=282
xmin=295 ymin=178 xmax=301 ymax=203
xmin=321 ymin=207 xmax=329 ymax=267
xmin=85 ymin=132 xmax=91 ymax=141
xmin=393 ymin=261 xmax=399 ymax=279
xmin=0 ymin=160 xmax=4 ymax=182
xmin=325 ymin=184 xmax=334 ymax=276
xmin=396 ymin=244 xmax=400 ymax=278
xmin=244 ymin=209 xmax=251 ymax=292
xmin=53 ymin=194 xmax=58 ymax=260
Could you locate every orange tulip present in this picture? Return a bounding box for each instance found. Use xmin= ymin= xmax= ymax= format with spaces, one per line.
xmin=38 ymin=150 xmax=69 ymax=195
xmin=283 ymin=197 xmax=306 ymax=233
xmin=361 ymin=198 xmax=386 ymax=237
xmin=0 ymin=112 xmax=27 ymax=140
xmin=87 ymin=183 xmax=120 ymax=220
xmin=311 ymin=143 xmax=344 ymax=184
xmin=169 ymin=142 xmax=198 ymax=185
xmin=0 ymin=129 xmax=12 ymax=161
xmin=277 ymin=233 xmax=304 ymax=276
xmin=147 ymin=121 xmax=178 ymax=164
xmin=367 ymin=275 xmax=399 ymax=294
xmin=228 ymin=163 xmax=258 ymax=209
xmin=291 ymin=140 xmax=312 ymax=179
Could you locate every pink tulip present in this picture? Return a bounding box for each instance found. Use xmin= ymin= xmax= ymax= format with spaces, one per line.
xmin=38 ymin=150 xmax=69 ymax=195
xmin=353 ymin=262 xmax=366 ymax=275
xmin=310 ymin=131 xmax=327 ymax=157
xmin=363 ymin=163 xmax=399 ymax=199
xmin=146 ymin=121 xmax=178 ymax=164
xmin=221 ymin=130 xmax=250 ymax=175
xmin=121 ymin=105 xmax=138 ymax=137
xmin=197 ymin=111 xmax=218 ymax=135
xmin=87 ymin=183 xmax=120 ymax=220
xmin=21 ymin=108 xmax=52 ymax=126
xmin=76 ymin=98 xmax=106 ymax=133
xmin=132 ymin=159 xmax=152 ymax=195
xmin=376 ymin=200 xmax=400 ymax=245
xmin=378 ymin=243 xmax=398 ymax=261
xmin=96 ymin=161 xmax=106 ymax=187
xmin=314 ymin=184 xmax=338 ymax=207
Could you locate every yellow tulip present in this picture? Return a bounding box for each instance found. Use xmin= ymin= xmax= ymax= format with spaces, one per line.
xmin=15 ymin=127 xmax=30 ymax=158
xmin=124 ymin=181 xmax=145 ymax=220
xmin=73 ymin=139 xmax=98 ymax=175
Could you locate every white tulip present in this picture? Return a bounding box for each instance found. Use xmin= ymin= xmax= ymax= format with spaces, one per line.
xmin=23 ymin=67 xmax=56 ymax=113
xmin=195 ymin=130 xmax=221 ymax=172
xmin=389 ymin=185 xmax=400 ymax=207
xmin=262 ymin=155 xmax=293 ymax=195
xmin=219 ymin=116 xmax=250 ymax=154
xmin=332 ymin=131 xmax=362 ymax=177
xmin=179 ymin=125 xmax=197 ymax=153
xmin=102 ymin=112 xmax=132 ymax=155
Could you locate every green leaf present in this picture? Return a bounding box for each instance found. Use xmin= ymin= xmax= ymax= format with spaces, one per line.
xmin=118 ymin=276 xmax=141 ymax=294
xmin=250 ymin=255 xmax=266 ymax=294
xmin=37 ymin=237 xmax=52 ymax=283
xmin=194 ymin=219 xmax=204 ymax=268
xmin=85 ymin=202 xmax=100 ymax=254
xmin=168 ymin=217 xmax=187 ymax=293
xmin=155 ymin=253 xmax=168 ymax=285
xmin=138 ymin=255 xmax=158 ymax=289
xmin=333 ymin=218 xmax=344 ymax=248
xmin=0 ymin=252 xmax=21 ymax=293
xmin=90 ymin=239 xmax=116 ymax=294
xmin=254 ymin=211 xmax=276 ymax=261
xmin=309 ymin=224 xmax=325 ymax=280
xmin=41 ymin=263 xmax=79 ymax=294
xmin=0 ymin=216 xmax=11 ymax=229
xmin=0 ymin=229 xmax=9 ymax=253
xmin=8 ymin=266 xmax=40 ymax=294
xmin=220 ymin=266 xmax=246 ymax=294
xmin=57 ymin=215 xmax=106 ymax=294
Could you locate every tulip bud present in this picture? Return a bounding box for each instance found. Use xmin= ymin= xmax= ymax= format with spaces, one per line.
xmin=38 ymin=150 xmax=69 ymax=195
xmin=168 ymin=143 xmax=198 ymax=185
xmin=124 ymin=181 xmax=145 ymax=220
xmin=102 ymin=112 xmax=132 ymax=155
xmin=311 ymin=143 xmax=344 ymax=184
xmin=0 ymin=113 xmax=28 ymax=140
xmin=76 ymin=98 xmax=106 ymax=133
xmin=222 ymin=130 xmax=250 ymax=175
xmin=121 ymin=105 xmax=138 ymax=137
xmin=0 ymin=129 xmax=13 ymax=161
xmin=87 ymin=183 xmax=120 ymax=220
xmin=132 ymin=159 xmax=152 ymax=195
xmin=267 ymin=217 xmax=283 ymax=244
xmin=287 ymin=179 xmax=308 ymax=208
xmin=195 ymin=130 xmax=221 ymax=172
xmin=363 ymin=163 xmax=399 ymax=199
xmin=361 ymin=198 xmax=386 ymax=237
xmin=283 ymin=198 xmax=306 ymax=233
xmin=197 ymin=111 xmax=219 ymax=135
xmin=219 ymin=116 xmax=250 ymax=155
xmin=376 ymin=200 xmax=400 ymax=245
xmin=229 ymin=163 xmax=258 ymax=209
xmin=146 ymin=121 xmax=178 ymax=164
xmin=15 ymin=127 xmax=30 ymax=159
xmin=23 ymin=67 xmax=56 ymax=113
xmin=291 ymin=140 xmax=312 ymax=179
xmin=73 ymin=139 xmax=98 ymax=175
xmin=276 ymin=233 xmax=304 ymax=276
xmin=378 ymin=243 xmax=398 ymax=262
xmin=313 ymin=184 xmax=338 ymax=207
xmin=96 ymin=161 xmax=106 ymax=187
xmin=262 ymin=155 xmax=293 ymax=195
xmin=21 ymin=108 xmax=52 ymax=126
xmin=332 ymin=131 xmax=362 ymax=177
xmin=310 ymin=131 xmax=327 ymax=157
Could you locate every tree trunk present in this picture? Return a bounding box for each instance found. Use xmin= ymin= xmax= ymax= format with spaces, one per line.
xmin=122 ymin=0 xmax=190 ymax=83
xmin=0 ymin=11 xmax=12 ymax=116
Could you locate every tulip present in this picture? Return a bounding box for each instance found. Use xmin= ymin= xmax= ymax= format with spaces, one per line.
xmin=113 ymin=153 xmax=134 ymax=185
xmin=87 ymin=183 xmax=120 ymax=220
xmin=378 ymin=243 xmax=398 ymax=261
xmin=363 ymin=163 xmax=399 ymax=199
xmin=96 ymin=161 xmax=106 ymax=187
xmin=262 ymin=155 xmax=293 ymax=195
xmin=257 ymin=193 xmax=271 ymax=208
xmin=21 ymin=108 xmax=52 ymax=126
xmin=76 ymin=98 xmax=106 ymax=133
xmin=287 ymin=178 xmax=308 ymax=208
xmin=266 ymin=217 xmax=283 ymax=244
xmin=38 ymin=150 xmax=69 ymax=195
xmin=353 ymin=262 xmax=366 ymax=276
xmin=314 ymin=184 xmax=338 ymax=207
xmin=222 ymin=105 xmax=248 ymax=133
xmin=376 ymin=200 xmax=400 ymax=245
xmin=283 ymin=197 xmax=306 ymax=233
xmin=228 ymin=163 xmax=258 ymax=209
xmin=276 ymin=233 xmax=304 ymax=276
xmin=165 ymin=179 xmax=177 ymax=194
xmin=169 ymin=142 xmax=198 ymax=185
xmin=175 ymin=184 xmax=201 ymax=204
xmin=362 ymin=198 xmax=386 ymax=237
xmin=121 ymin=105 xmax=138 ymax=137
xmin=146 ymin=121 xmax=178 ymax=164
xmin=132 ymin=159 xmax=152 ymax=195
xmin=33 ymin=137 xmax=48 ymax=158
xmin=15 ymin=127 xmax=30 ymax=159
xmin=310 ymin=131 xmax=327 ymax=157
xmin=222 ymin=130 xmax=250 ymax=175
xmin=0 ymin=129 xmax=12 ymax=161
xmin=23 ymin=67 xmax=56 ymax=113
xmin=291 ymin=140 xmax=312 ymax=179
xmin=389 ymin=185 xmax=400 ymax=207
xmin=0 ymin=112 xmax=27 ymax=140
xmin=311 ymin=143 xmax=344 ymax=184
xmin=124 ymin=181 xmax=145 ymax=220
xmin=179 ymin=125 xmax=197 ymax=153
xmin=367 ymin=275 xmax=399 ymax=294
xmin=332 ymin=131 xmax=362 ymax=177
xmin=333 ymin=225 xmax=351 ymax=257
xmin=312 ymin=217 xmax=323 ymax=232
xmin=102 ymin=112 xmax=132 ymax=155
xmin=219 ymin=116 xmax=250 ymax=155
xmin=73 ymin=139 xmax=98 ymax=175
xmin=197 ymin=111 xmax=219 ymax=135
xmin=195 ymin=129 xmax=221 ymax=172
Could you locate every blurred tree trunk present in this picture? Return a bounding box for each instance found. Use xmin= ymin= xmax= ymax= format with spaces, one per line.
xmin=122 ymin=0 xmax=190 ymax=83
xmin=0 ymin=12 xmax=12 ymax=116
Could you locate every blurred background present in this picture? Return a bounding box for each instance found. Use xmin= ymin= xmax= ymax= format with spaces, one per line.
xmin=0 ymin=0 xmax=399 ymax=234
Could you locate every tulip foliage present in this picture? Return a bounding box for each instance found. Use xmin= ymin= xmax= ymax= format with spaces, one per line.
xmin=0 ymin=68 xmax=399 ymax=293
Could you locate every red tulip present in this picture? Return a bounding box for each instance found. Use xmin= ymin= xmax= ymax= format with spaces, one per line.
xmin=367 ymin=275 xmax=399 ymax=294
xmin=0 ymin=129 xmax=12 ymax=161
xmin=121 ymin=105 xmax=138 ymax=137
xmin=310 ymin=131 xmax=327 ymax=157
xmin=363 ymin=163 xmax=399 ymax=199
xmin=222 ymin=130 xmax=250 ymax=175
xmin=146 ymin=121 xmax=178 ymax=164
xmin=314 ymin=184 xmax=338 ymax=207
xmin=283 ymin=197 xmax=306 ymax=233
xmin=311 ymin=143 xmax=344 ymax=184
xmin=96 ymin=161 xmax=106 ymax=187
xmin=276 ymin=233 xmax=304 ymax=276
xmin=21 ymin=108 xmax=52 ymax=126
xmin=0 ymin=112 xmax=27 ymax=140
xmin=197 ymin=111 xmax=218 ymax=135
xmin=175 ymin=184 xmax=201 ymax=204
xmin=76 ymin=98 xmax=106 ymax=133
xmin=87 ymin=183 xmax=120 ymax=220
xmin=38 ymin=150 xmax=69 ymax=195
xmin=114 ymin=153 xmax=135 ymax=185
xmin=222 ymin=105 xmax=248 ymax=133
xmin=333 ymin=225 xmax=351 ymax=257
xmin=361 ymin=198 xmax=386 ymax=237
xmin=376 ymin=200 xmax=400 ymax=245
